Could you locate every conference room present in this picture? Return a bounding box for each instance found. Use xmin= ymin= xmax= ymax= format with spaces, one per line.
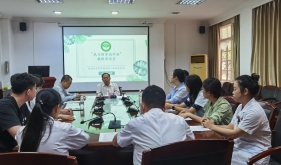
xmin=0 ymin=0 xmax=281 ymax=165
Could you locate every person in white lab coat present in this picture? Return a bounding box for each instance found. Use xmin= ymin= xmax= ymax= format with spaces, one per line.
xmin=16 ymin=88 xmax=89 ymax=155
xmin=112 ymin=85 xmax=194 ymax=165
xmin=202 ymin=74 xmax=271 ymax=165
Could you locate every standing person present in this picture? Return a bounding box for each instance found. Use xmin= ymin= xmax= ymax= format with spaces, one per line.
xmin=0 ymin=73 xmax=37 ymax=153
xmin=166 ymin=69 xmax=189 ymax=104
xmin=96 ymin=73 xmax=120 ymax=96
xmin=202 ymin=74 xmax=271 ymax=165
xmin=112 ymin=85 xmax=194 ymax=165
xmin=16 ymin=88 xmax=89 ymax=155
xmin=53 ymin=75 xmax=84 ymax=103
xmin=179 ymin=78 xmax=233 ymax=125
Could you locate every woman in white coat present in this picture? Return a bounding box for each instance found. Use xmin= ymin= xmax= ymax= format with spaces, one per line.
xmin=202 ymin=74 xmax=271 ymax=165
xmin=16 ymin=88 xmax=89 ymax=155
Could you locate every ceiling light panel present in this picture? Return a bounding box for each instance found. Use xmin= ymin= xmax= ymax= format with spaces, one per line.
xmin=109 ymin=0 xmax=135 ymax=4
xmin=177 ymin=0 xmax=204 ymax=5
xmin=36 ymin=0 xmax=63 ymax=3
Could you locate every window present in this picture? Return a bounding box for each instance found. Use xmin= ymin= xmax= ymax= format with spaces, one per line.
xmin=219 ymin=23 xmax=233 ymax=81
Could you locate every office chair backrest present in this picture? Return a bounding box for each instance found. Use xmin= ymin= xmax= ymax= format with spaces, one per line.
xmin=271 ymin=111 xmax=281 ymax=163
xmin=258 ymin=101 xmax=277 ymax=130
xmin=260 ymin=85 xmax=278 ymax=100
xmin=0 ymin=152 xmax=77 ymax=165
xmin=142 ymin=139 xmax=234 ymax=165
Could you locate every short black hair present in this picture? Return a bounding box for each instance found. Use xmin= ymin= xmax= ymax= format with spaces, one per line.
xmin=33 ymin=74 xmax=45 ymax=87
xmin=102 ymin=73 xmax=110 ymax=78
xmin=11 ymin=73 xmax=36 ymax=94
xmin=183 ymin=70 xmax=189 ymax=78
xmin=173 ymin=69 xmax=185 ymax=82
xmin=235 ymin=73 xmax=260 ymax=97
xmin=60 ymin=75 xmax=72 ymax=82
xmin=142 ymin=85 xmax=166 ymax=109
xmin=203 ymin=78 xmax=222 ymax=98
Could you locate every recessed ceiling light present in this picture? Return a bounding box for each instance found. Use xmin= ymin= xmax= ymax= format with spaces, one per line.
xmin=177 ymin=0 xmax=204 ymax=5
xmin=53 ymin=11 xmax=62 ymax=14
xmin=109 ymin=0 xmax=135 ymax=4
xmin=111 ymin=11 xmax=119 ymax=15
xmin=37 ymin=0 xmax=63 ymax=3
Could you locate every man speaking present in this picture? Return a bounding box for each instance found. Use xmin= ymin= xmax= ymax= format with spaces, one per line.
xmin=96 ymin=73 xmax=120 ymax=96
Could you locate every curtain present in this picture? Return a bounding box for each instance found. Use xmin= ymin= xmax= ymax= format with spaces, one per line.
xmin=233 ymin=15 xmax=240 ymax=80
xmin=251 ymin=0 xmax=281 ymax=86
xmin=208 ymin=24 xmax=220 ymax=78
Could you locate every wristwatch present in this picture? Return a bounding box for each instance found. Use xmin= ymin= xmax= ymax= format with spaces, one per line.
xmin=172 ymin=105 xmax=175 ymax=110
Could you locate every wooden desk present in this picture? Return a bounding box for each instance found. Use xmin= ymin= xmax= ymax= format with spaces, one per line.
xmin=66 ymin=96 xmax=221 ymax=165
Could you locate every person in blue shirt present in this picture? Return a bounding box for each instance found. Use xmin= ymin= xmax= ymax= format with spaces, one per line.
xmin=166 ymin=69 xmax=189 ymax=104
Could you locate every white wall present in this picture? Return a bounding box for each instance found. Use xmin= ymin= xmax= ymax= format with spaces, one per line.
xmin=8 ymin=18 xmax=165 ymax=91
xmin=208 ymin=0 xmax=273 ymax=75
xmin=164 ymin=20 xmax=209 ymax=93
xmin=0 ymin=19 xmax=13 ymax=86
xmin=1 ymin=18 xmax=209 ymax=93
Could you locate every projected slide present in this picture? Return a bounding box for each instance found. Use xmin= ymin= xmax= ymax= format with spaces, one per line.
xmin=63 ymin=35 xmax=148 ymax=83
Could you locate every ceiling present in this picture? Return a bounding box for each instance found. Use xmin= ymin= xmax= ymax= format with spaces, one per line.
xmin=0 ymin=0 xmax=252 ymax=21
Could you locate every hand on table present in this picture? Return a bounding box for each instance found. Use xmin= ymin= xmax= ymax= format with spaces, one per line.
xmin=58 ymin=114 xmax=75 ymax=121
xmin=165 ymin=103 xmax=173 ymax=109
xmin=178 ymin=111 xmax=191 ymax=118
xmin=60 ymin=109 xmax=73 ymax=115
xmin=202 ymin=118 xmax=215 ymax=129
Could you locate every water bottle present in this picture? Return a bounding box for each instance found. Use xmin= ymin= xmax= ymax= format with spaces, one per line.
xmin=80 ymin=96 xmax=84 ymax=110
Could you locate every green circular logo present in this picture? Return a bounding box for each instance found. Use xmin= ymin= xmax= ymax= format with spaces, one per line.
xmin=101 ymin=41 xmax=111 ymax=52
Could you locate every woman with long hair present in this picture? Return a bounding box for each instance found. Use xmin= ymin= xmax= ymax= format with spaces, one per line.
xmin=179 ymin=78 xmax=233 ymax=125
xmin=166 ymin=74 xmax=208 ymax=117
xmin=202 ymin=74 xmax=271 ymax=165
xmin=16 ymin=88 xmax=89 ymax=155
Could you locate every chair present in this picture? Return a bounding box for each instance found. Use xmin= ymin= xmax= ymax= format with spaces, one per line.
xmin=42 ymin=77 xmax=57 ymax=88
xmin=248 ymin=111 xmax=281 ymax=165
xmin=254 ymin=85 xmax=263 ymax=100
xmin=221 ymin=82 xmax=232 ymax=96
xmin=258 ymin=85 xmax=278 ymax=101
xmin=228 ymin=83 xmax=234 ymax=95
xmin=222 ymin=96 xmax=239 ymax=114
xmin=261 ymin=88 xmax=281 ymax=120
xmin=257 ymin=101 xmax=277 ymax=130
xmin=141 ymin=139 xmax=234 ymax=165
xmin=0 ymin=152 xmax=77 ymax=165
xmin=247 ymin=146 xmax=281 ymax=165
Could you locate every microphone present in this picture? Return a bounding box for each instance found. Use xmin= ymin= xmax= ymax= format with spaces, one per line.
xmin=124 ymin=100 xmax=134 ymax=107
xmin=107 ymin=112 xmax=121 ymax=129
xmin=81 ymin=112 xmax=121 ymax=129
xmin=92 ymin=107 xmax=105 ymax=114
xmin=110 ymin=95 xmax=117 ymax=99
xmin=127 ymin=96 xmax=141 ymax=111
xmin=127 ymin=107 xmax=139 ymax=113
xmin=95 ymin=100 xmax=105 ymax=106
xmin=80 ymin=116 xmax=100 ymax=124
xmin=97 ymin=96 xmax=105 ymax=101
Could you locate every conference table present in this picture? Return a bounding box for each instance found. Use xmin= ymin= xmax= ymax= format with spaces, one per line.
xmin=65 ymin=95 xmax=221 ymax=164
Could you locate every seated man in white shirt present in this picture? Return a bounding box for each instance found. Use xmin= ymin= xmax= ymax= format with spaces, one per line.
xmin=53 ymin=75 xmax=84 ymax=103
xmin=112 ymin=85 xmax=194 ymax=165
xmin=96 ymin=73 xmax=120 ymax=96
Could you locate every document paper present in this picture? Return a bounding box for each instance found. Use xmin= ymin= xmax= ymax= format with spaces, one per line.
xmin=190 ymin=126 xmax=211 ymax=132
xmin=99 ymin=132 xmax=118 ymax=142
